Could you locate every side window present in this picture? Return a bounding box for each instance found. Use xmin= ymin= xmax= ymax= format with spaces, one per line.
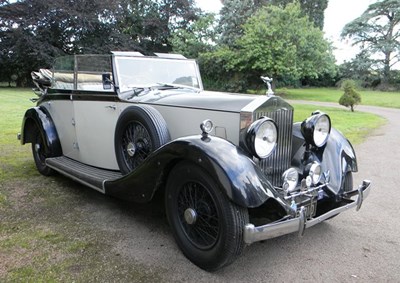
xmin=52 ymin=56 xmax=74 ymax=90
xmin=76 ymin=55 xmax=113 ymax=92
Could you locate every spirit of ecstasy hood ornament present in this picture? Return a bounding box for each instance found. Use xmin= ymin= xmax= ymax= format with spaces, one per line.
xmin=261 ymin=76 xmax=274 ymax=96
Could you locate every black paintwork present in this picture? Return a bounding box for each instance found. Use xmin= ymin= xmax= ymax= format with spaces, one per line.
xmin=21 ymin=107 xmax=62 ymax=157
xmin=291 ymin=122 xmax=357 ymax=195
xmin=104 ymin=135 xmax=288 ymax=210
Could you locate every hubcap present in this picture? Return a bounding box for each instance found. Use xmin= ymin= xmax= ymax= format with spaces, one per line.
xmin=127 ymin=142 xmax=136 ymax=157
xmin=184 ymin=208 xmax=197 ymax=225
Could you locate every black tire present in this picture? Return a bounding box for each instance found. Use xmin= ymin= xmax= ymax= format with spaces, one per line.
xmin=165 ymin=162 xmax=249 ymax=271
xmin=31 ymin=128 xmax=55 ymax=176
xmin=115 ymin=105 xmax=170 ymax=174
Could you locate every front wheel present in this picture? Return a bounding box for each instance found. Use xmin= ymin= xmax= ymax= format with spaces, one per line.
xmin=31 ymin=128 xmax=55 ymax=176
xmin=165 ymin=162 xmax=248 ymax=271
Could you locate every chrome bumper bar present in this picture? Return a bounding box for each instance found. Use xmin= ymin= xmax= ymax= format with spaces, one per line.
xmin=243 ymin=180 xmax=371 ymax=244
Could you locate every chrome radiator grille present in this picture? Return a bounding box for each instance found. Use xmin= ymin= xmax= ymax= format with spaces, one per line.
xmin=255 ymin=108 xmax=293 ymax=187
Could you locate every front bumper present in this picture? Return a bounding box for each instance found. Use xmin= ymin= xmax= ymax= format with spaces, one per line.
xmin=243 ymin=180 xmax=371 ymax=244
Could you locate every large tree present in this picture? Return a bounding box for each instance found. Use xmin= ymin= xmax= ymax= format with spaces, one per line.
xmin=114 ymin=0 xmax=199 ymax=53
xmin=217 ymin=0 xmax=259 ymax=46
xmin=0 ymin=0 xmax=126 ymax=85
xmin=170 ymin=12 xmax=217 ymax=58
xmin=227 ymin=3 xmax=334 ymax=83
xmin=0 ymin=0 xmax=201 ymax=86
xmin=341 ymin=0 xmax=400 ymax=87
xmin=218 ymin=0 xmax=328 ymax=47
xmin=269 ymin=0 xmax=328 ymax=29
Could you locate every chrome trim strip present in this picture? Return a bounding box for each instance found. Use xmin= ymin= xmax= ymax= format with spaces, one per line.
xmin=243 ymin=180 xmax=371 ymax=244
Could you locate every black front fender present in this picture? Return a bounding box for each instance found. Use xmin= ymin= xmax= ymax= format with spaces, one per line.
xmin=21 ymin=107 xmax=62 ymax=156
xmin=292 ymin=122 xmax=357 ymax=195
xmin=105 ymin=135 xmax=284 ymax=208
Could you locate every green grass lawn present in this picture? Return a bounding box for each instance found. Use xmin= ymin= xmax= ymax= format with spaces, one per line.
xmin=274 ymin=87 xmax=400 ymax=109
xmin=0 ymin=88 xmax=36 ymax=181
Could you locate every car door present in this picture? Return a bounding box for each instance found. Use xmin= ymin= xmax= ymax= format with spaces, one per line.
xmin=71 ymin=55 xmax=120 ymax=170
xmin=72 ymin=92 xmax=120 ymax=170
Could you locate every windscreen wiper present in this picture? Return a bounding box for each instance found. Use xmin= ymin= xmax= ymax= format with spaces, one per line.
xmin=156 ymin=83 xmax=200 ymax=92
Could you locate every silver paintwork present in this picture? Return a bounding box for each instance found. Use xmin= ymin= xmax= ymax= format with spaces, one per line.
xmin=73 ymin=101 xmax=120 ymax=170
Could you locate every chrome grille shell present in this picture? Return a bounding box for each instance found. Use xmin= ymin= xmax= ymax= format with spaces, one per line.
xmin=241 ymin=96 xmax=294 ymax=187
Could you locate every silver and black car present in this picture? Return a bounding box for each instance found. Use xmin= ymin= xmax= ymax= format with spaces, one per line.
xmin=20 ymin=52 xmax=371 ymax=271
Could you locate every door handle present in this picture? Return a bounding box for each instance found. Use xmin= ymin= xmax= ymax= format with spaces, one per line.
xmin=105 ymin=105 xmax=116 ymax=110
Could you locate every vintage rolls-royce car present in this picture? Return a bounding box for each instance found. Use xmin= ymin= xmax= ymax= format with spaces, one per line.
xmin=20 ymin=52 xmax=371 ymax=271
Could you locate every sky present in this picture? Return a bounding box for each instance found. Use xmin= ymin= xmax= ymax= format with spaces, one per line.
xmin=195 ymin=0 xmax=377 ymax=64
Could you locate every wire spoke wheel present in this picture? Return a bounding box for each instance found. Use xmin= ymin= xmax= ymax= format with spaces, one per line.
xmin=166 ymin=162 xmax=248 ymax=271
xmin=177 ymin=181 xmax=220 ymax=250
xmin=115 ymin=106 xmax=170 ymax=175
xmin=121 ymin=121 xmax=152 ymax=171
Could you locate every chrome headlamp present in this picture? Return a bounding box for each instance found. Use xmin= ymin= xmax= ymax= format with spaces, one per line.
xmin=245 ymin=117 xmax=278 ymax=159
xmin=301 ymin=112 xmax=331 ymax=147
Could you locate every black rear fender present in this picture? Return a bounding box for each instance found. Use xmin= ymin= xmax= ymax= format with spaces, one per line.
xmin=21 ymin=107 xmax=62 ymax=157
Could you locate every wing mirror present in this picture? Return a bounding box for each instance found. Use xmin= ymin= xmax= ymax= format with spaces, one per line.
xmin=102 ymin=73 xmax=112 ymax=90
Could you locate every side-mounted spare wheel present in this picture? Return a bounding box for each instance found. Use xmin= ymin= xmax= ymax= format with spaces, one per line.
xmin=165 ymin=161 xmax=249 ymax=271
xmin=115 ymin=105 xmax=171 ymax=175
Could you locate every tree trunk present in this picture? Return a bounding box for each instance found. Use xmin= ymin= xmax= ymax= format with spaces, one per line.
xmin=381 ymin=52 xmax=391 ymax=87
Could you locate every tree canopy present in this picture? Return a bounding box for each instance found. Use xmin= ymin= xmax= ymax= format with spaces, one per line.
xmin=217 ymin=0 xmax=328 ymax=48
xmin=0 ymin=0 xmax=200 ymax=86
xmin=341 ymin=0 xmax=400 ymax=87
xmin=201 ymin=3 xmax=335 ymax=90
xmin=269 ymin=0 xmax=328 ymax=29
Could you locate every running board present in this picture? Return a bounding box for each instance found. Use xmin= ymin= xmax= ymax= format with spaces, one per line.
xmin=46 ymin=156 xmax=123 ymax=193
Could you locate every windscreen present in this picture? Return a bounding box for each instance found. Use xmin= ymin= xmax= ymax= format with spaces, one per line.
xmin=115 ymin=57 xmax=201 ymax=93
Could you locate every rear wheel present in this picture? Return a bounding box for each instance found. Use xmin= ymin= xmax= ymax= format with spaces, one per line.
xmin=31 ymin=128 xmax=55 ymax=176
xmin=165 ymin=162 xmax=248 ymax=271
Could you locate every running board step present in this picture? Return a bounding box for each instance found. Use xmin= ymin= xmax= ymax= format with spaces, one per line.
xmin=46 ymin=156 xmax=123 ymax=193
